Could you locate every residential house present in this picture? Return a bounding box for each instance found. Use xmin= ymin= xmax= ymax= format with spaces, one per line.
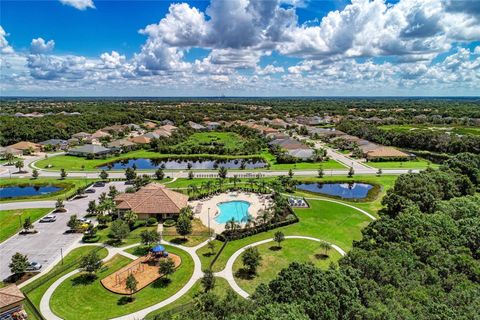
xmin=269 ymin=118 xmax=288 ymax=129
xmin=204 ymin=121 xmax=221 ymax=130
xmin=129 ymin=135 xmax=152 ymax=145
xmin=107 ymin=139 xmax=136 ymax=152
xmin=365 ymin=147 xmax=412 ymax=160
xmin=269 ymin=138 xmax=314 ymax=160
xmin=188 ymin=121 xmax=206 ymax=130
xmin=68 ymin=144 xmax=111 ymax=157
xmin=162 ymin=119 xmax=175 ymax=126
xmin=8 ymin=141 xmax=41 ymax=154
xmin=39 ymin=139 xmax=69 ymax=151
xmin=142 ymin=121 xmax=157 ymax=130
xmin=91 ymin=130 xmax=112 ymax=140
xmin=159 ymin=124 xmax=177 ymax=134
xmin=0 ymin=146 xmax=23 ymax=158
xmin=0 ymin=284 xmax=27 ymax=320
xmin=72 ymin=132 xmax=92 ymax=141
xmin=115 ymin=183 xmax=189 ymax=220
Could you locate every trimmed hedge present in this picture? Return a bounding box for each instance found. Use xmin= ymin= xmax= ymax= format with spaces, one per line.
xmin=82 ymin=235 xmax=100 ymax=243
xmin=163 ymin=219 xmax=176 ymax=227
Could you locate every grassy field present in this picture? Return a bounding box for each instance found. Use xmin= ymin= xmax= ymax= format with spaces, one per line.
xmin=261 ymin=150 xmax=345 ymax=170
xmin=175 ymin=132 xmax=249 ymax=152
xmin=233 ymin=238 xmax=343 ymax=294
xmin=144 ymin=277 xmax=233 ymax=319
xmin=366 ymin=158 xmax=438 ymax=169
xmin=380 ymin=124 xmax=480 ymax=136
xmin=163 ymin=218 xmax=212 ymax=247
xmin=95 ymin=223 xmax=158 ymax=247
xmin=50 ymin=245 xmax=194 ymax=320
xmin=22 ymin=246 xmax=109 ymax=308
xmin=0 ymin=208 xmax=52 ymax=243
xmin=199 ymin=199 xmax=372 ymax=272
xmin=0 ymin=178 xmax=94 ymax=203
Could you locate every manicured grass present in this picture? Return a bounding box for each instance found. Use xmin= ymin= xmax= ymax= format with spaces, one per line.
xmin=22 ymin=246 xmax=108 ymax=309
xmin=233 ymin=238 xmax=342 ymax=294
xmin=144 ymin=277 xmax=232 ymax=319
xmin=175 ymin=132 xmax=249 ymax=153
xmin=0 ymin=177 xmax=95 ymax=203
xmin=163 ymin=219 xmax=212 ymax=247
xmin=366 ymin=158 xmax=438 ymax=169
xmin=292 ymin=174 xmax=398 ymax=215
xmin=96 ymin=223 xmax=158 ymax=247
xmin=196 ymin=239 xmax=224 ymax=271
xmin=0 ymin=208 xmax=53 ymax=243
xmin=50 ymin=245 xmax=194 ymax=320
xmin=261 ymin=150 xmax=345 ymax=170
xmin=206 ymin=199 xmax=372 ymax=272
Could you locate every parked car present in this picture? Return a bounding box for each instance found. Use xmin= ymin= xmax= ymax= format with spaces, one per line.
xmin=93 ymin=182 xmax=106 ymax=187
xmin=27 ymin=262 xmax=42 ymax=271
xmin=78 ymin=218 xmax=92 ymax=224
xmin=85 ymin=189 xmax=96 ymax=193
xmin=40 ymin=215 xmax=56 ymax=223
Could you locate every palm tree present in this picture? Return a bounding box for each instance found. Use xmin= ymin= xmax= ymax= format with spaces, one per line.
xmin=319 ymin=241 xmax=332 ymax=257
xmin=187 ymin=184 xmax=198 ymax=197
xmin=230 ymin=175 xmax=240 ymax=188
xmin=204 ymin=180 xmax=213 ymax=195
xmin=247 ymin=178 xmax=255 ymax=190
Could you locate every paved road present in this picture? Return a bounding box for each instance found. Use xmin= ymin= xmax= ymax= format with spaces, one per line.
xmin=0 ymin=181 xmax=127 ymax=281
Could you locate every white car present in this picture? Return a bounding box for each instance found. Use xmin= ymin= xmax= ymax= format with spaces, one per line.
xmin=27 ymin=262 xmax=42 ymax=271
xmin=40 ymin=215 xmax=56 ymax=223
xmin=79 ymin=218 xmax=92 ymax=224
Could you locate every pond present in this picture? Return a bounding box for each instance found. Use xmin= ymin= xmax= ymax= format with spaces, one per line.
xmin=98 ymin=158 xmax=266 ymax=170
xmin=215 ymin=200 xmax=251 ymax=224
xmin=0 ymin=185 xmax=63 ymax=199
xmin=296 ymin=182 xmax=374 ymax=199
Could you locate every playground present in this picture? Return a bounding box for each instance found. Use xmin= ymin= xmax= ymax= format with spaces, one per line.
xmin=101 ymin=245 xmax=182 ymax=295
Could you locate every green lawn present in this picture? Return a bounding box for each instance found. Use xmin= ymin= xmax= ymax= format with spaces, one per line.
xmin=50 ymin=245 xmax=194 ymax=320
xmin=163 ymin=219 xmax=212 ymax=247
xmin=202 ymin=199 xmax=372 ymax=272
xmin=175 ymin=132 xmax=249 ymax=153
xmin=366 ymin=158 xmax=438 ymax=169
xmin=96 ymin=223 xmax=158 ymax=247
xmin=292 ymin=175 xmax=398 ymax=215
xmin=233 ymin=238 xmax=342 ymax=294
xmin=0 ymin=208 xmax=53 ymax=243
xmin=22 ymin=246 xmax=109 ymax=309
xmin=261 ymin=150 xmax=345 ymax=170
xmin=144 ymin=277 xmax=232 ymax=319
xmin=0 ymin=178 xmax=94 ymax=203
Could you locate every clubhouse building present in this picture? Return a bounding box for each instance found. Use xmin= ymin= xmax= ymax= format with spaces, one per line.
xmin=115 ymin=183 xmax=188 ymax=220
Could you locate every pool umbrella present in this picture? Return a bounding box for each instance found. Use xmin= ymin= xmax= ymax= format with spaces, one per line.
xmin=152 ymin=245 xmax=165 ymax=253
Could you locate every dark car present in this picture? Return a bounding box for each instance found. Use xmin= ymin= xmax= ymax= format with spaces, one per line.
xmin=93 ymin=182 xmax=106 ymax=187
xmin=85 ymin=189 xmax=96 ymax=193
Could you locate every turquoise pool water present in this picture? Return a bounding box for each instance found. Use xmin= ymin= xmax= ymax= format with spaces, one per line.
xmin=215 ymin=200 xmax=251 ymax=224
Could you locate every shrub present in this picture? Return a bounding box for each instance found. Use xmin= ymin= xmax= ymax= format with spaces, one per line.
xmin=163 ymin=219 xmax=176 ymax=227
xmin=82 ymin=235 xmax=100 ymax=243
xmin=147 ymin=217 xmax=158 ymax=226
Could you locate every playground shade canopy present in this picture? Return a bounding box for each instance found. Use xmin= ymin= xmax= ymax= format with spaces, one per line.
xmin=152 ymin=245 xmax=165 ymax=253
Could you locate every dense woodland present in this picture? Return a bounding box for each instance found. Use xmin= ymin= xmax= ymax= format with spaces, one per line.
xmin=1 ymin=98 xmax=479 ymax=146
xmin=337 ymin=120 xmax=480 ymax=154
xmin=167 ymin=153 xmax=480 ymax=320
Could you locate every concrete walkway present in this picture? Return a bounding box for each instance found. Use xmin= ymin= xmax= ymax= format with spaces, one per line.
xmin=214 ymin=235 xmax=346 ymax=298
xmin=0 ymin=201 xmax=56 ymax=210
xmin=38 ymin=237 xmax=214 ymax=320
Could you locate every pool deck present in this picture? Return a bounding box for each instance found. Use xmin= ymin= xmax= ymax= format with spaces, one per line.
xmin=190 ymin=192 xmax=273 ymax=233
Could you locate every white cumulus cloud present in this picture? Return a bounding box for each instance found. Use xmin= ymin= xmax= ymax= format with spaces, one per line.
xmin=30 ymin=38 xmax=55 ymax=54
xmin=59 ymin=0 xmax=95 ymax=10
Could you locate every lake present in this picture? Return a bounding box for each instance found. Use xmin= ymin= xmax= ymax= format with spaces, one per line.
xmin=296 ymin=182 xmax=374 ymax=199
xmin=0 ymin=185 xmax=63 ymax=199
xmin=98 ymin=158 xmax=266 ymax=170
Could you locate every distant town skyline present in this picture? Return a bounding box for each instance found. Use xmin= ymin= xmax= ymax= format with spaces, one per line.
xmin=1 ymin=0 xmax=480 ymax=96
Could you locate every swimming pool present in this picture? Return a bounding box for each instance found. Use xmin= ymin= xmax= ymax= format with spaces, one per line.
xmin=215 ymin=200 xmax=251 ymax=224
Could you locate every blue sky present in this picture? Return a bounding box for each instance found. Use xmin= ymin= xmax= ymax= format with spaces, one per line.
xmin=1 ymin=0 xmax=479 ymax=96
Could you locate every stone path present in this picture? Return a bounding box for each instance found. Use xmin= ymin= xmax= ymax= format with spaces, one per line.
xmin=214 ymin=235 xmax=346 ymax=299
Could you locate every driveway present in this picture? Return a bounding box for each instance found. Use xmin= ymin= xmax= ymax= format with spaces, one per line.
xmin=0 ymin=181 xmax=127 ymax=281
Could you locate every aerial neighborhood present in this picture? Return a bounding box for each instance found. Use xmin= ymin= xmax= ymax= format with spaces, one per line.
xmin=0 ymin=98 xmax=478 ymax=320
xmin=1 ymin=0 xmax=480 ymax=319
